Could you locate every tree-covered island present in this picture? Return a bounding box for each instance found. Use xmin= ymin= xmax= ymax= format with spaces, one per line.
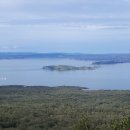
xmin=42 ymin=65 xmax=97 ymax=71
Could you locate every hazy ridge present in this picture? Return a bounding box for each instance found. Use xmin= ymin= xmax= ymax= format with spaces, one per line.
xmin=0 ymin=52 xmax=130 ymax=65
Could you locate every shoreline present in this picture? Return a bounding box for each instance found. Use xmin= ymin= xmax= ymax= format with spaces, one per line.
xmin=0 ymin=85 xmax=130 ymax=91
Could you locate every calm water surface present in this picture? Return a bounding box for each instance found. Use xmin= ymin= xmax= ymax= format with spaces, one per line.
xmin=0 ymin=59 xmax=130 ymax=90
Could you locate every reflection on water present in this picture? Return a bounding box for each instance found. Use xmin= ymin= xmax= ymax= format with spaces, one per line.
xmin=0 ymin=59 xmax=130 ymax=90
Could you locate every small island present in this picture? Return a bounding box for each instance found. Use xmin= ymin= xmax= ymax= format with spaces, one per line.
xmin=42 ymin=65 xmax=96 ymax=71
xmin=92 ymin=60 xmax=126 ymax=65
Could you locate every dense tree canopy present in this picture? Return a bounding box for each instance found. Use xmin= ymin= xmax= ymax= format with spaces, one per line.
xmin=0 ymin=86 xmax=130 ymax=130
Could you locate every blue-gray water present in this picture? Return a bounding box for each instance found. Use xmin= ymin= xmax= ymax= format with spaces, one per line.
xmin=0 ymin=59 xmax=130 ymax=90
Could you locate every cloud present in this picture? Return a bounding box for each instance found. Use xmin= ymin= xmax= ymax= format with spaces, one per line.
xmin=0 ymin=0 xmax=130 ymax=25
xmin=123 ymin=0 xmax=130 ymax=2
xmin=0 ymin=0 xmax=130 ymax=53
xmin=0 ymin=0 xmax=23 ymax=8
xmin=0 ymin=45 xmax=19 ymax=51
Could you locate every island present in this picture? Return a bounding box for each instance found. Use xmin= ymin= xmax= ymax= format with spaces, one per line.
xmin=92 ymin=60 xmax=126 ymax=65
xmin=42 ymin=65 xmax=97 ymax=71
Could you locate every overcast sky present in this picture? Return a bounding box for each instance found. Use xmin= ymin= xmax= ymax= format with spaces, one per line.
xmin=0 ymin=0 xmax=130 ymax=53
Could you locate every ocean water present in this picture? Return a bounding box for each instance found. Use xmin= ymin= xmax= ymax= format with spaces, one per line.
xmin=0 ymin=59 xmax=130 ymax=90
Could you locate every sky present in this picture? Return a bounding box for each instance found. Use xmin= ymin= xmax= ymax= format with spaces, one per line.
xmin=0 ymin=0 xmax=130 ymax=53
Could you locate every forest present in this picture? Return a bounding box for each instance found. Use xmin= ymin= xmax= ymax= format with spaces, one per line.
xmin=0 ymin=85 xmax=130 ymax=130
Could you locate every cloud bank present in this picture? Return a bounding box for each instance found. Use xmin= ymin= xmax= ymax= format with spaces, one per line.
xmin=0 ymin=0 xmax=130 ymax=53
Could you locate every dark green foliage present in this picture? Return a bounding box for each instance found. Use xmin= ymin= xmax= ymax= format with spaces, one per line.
xmin=74 ymin=116 xmax=130 ymax=130
xmin=73 ymin=116 xmax=92 ymax=130
xmin=110 ymin=117 xmax=130 ymax=130
xmin=0 ymin=86 xmax=130 ymax=130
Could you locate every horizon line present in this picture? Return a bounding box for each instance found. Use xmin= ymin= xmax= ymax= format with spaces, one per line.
xmin=0 ymin=51 xmax=130 ymax=55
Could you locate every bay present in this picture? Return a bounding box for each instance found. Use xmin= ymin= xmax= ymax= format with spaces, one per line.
xmin=0 ymin=59 xmax=130 ymax=90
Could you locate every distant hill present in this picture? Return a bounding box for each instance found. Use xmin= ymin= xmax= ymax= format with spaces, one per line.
xmin=0 ymin=52 xmax=130 ymax=65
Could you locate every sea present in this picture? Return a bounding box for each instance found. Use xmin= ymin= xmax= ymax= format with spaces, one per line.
xmin=0 ymin=58 xmax=130 ymax=90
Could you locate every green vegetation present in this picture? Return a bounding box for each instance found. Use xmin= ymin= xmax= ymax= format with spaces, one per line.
xmin=42 ymin=65 xmax=96 ymax=71
xmin=0 ymin=85 xmax=130 ymax=130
